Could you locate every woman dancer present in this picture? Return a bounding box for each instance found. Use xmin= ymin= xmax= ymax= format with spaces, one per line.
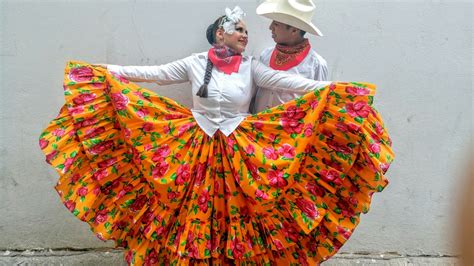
xmin=39 ymin=6 xmax=394 ymax=265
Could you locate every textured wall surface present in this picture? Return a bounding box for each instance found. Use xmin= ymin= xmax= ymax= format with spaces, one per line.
xmin=0 ymin=0 xmax=471 ymax=257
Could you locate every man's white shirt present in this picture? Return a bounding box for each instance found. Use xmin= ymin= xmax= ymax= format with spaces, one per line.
xmin=253 ymin=46 xmax=328 ymax=113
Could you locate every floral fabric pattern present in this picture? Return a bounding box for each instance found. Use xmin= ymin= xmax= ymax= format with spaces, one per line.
xmin=39 ymin=61 xmax=394 ymax=265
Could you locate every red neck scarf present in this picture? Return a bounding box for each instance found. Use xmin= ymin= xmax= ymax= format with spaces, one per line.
xmin=269 ymin=39 xmax=311 ymax=71
xmin=208 ymin=46 xmax=242 ymax=75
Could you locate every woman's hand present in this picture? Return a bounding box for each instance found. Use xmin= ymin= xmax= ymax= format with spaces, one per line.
xmin=91 ymin=64 xmax=107 ymax=69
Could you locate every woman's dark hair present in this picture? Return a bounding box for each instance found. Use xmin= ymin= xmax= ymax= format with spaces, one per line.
xmin=197 ymin=16 xmax=226 ymax=98
xmin=206 ymin=15 xmax=226 ymax=45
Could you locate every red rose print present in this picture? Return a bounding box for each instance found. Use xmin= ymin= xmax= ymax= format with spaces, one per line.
xmin=164 ymin=113 xmax=186 ymax=120
xmin=336 ymin=122 xmax=360 ymax=133
xmin=125 ymin=250 xmax=133 ymax=264
xmin=39 ymin=138 xmax=49 ymax=149
xmin=175 ymin=164 xmax=190 ymax=185
xmin=130 ymin=195 xmax=148 ymax=212
xmin=321 ymin=130 xmax=334 ymax=140
xmin=231 ymin=238 xmax=245 ymax=259
xmin=69 ymin=66 xmax=94 ymax=82
xmin=281 ymin=105 xmax=306 ymax=134
xmin=52 ymin=128 xmax=65 ymax=137
xmin=92 ymin=168 xmax=108 ymax=181
xmin=245 ymin=144 xmax=255 ymax=155
xmin=305 ymin=181 xmax=325 ymax=197
xmin=380 ymin=162 xmax=390 ymax=173
xmin=226 ymin=138 xmax=236 ymax=157
xmin=155 ymin=226 xmax=165 ymax=237
xmin=322 ymin=158 xmax=343 ymax=172
xmin=111 ymin=93 xmax=129 ymax=110
xmin=262 ymin=147 xmax=278 ymax=160
xmin=253 ymin=121 xmax=264 ymax=130
xmin=151 ymin=144 xmax=170 ymax=162
xmin=369 ymin=143 xmax=381 ymax=154
xmin=70 ymin=173 xmax=81 ymax=183
xmin=188 ymin=243 xmax=199 ymax=258
xmin=268 ymin=169 xmax=288 ymax=188
xmin=163 ymin=125 xmax=171 ymax=134
xmin=94 ymin=209 xmax=108 ymax=224
xmin=255 ymin=189 xmax=269 ymax=200
xmin=194 ymin=162 xmax=207 ymax=187
xmin=61 ymin=156 xmax=75 ymax=172
xmin=306 ymin=238 xmax=318 ymax=253
xmin=244 ymin=159 xmax=259 ymax=180
xmin=269 ymin=133 xmax=277 ymax=143
xmin=298 ymin=250 xmax=309 ymax=266
xmin=136 ymin=108 xmax=149 ymax=118
xmin=327 ymin=140 xmax=352 ymax=154
xmin=98 ymin=157 xmax=117 ymax=169
xmin=304 ymin=124 xmax=313 ymax=137
xmin=144 ymin=249 xmax=158 ymax=266
xmin=295 ymin=198 xmax=319 ymax=219
xmin=101 ymin=179 xmax=120 ymax=195
xmin=277 ymin=144 xmax=295 ymax=159
xmin=224 ymin=182 xmax=231 ymax=200
xmin=282 ymin=222 xmax=299 ymax=242
xmin=338 ymin=200 xmax=355 ymax=217
xmin=76 ymin=187 xmax=88 ymax=197
xmin=310 ymin=99 xmax=319 ymax=109
xmin=346 ymin=101 xmax=371 ymax=118
xmin=142 ymin=122 xmax=154 ymax=132
xmin=77 ymin=117 xmax=97 ymax=128
xmin=213 ymin=179 xmax=220 ymax=194
xmin=198 ymin=189 xmax=210 ymax=213
xmin=72 ymin=93 xmax=96 ymax=106
xmin=363 ymin=153 xmax=378 ymax=172
xmin=69 ymin=106 xmax=84 ymax=115
xmin=89 ymin=140 xmax=114 ymax=155
xmin=345 ymin=86 xmax=370 ymax=95
xmin=45 ymin=150 xmax=59 ymax=164
xmin=374 ymin=122 xmax=384 ymax=134
xmin=178 ymin=123 xmax=194 ymax=137
xmin=319 ymin=169 xmax=341 ymax=185
xmin=133 ymin=91 xmax=146 ymax=100
xmin=152 ymin=161 xmax=169 ymax=179
xmin=337 ymin=226 xmax=352 ymax=239
xmin=64 ymin=200 xmax=76 ymax=211
xmin=83 ymin=126 xmax=105 ymax=139
xmin=273 ymin=239 xmax=284 ymax=250
xmin=141 ymin=211 xmax=154 ymax=225
xmin=167 ymin=191 xmax=180 ymax=200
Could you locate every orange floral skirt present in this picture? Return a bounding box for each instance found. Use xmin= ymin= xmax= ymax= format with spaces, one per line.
xmin=39 ymin=61 xmax=394 ymax=265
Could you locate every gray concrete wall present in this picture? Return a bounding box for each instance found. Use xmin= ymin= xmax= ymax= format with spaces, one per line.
xmin=0 ymin=0 xmax=472 ymax=259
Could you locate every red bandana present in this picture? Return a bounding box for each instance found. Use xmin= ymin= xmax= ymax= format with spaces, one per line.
xmin=269 ymin=39 xmax=311 ymax=71
xmin=208 ymin=47 xmax=242 ymax=75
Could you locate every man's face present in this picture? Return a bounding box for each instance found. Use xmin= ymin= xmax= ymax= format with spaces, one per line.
xmin=269 ymin=20 xmax=295 ymax=45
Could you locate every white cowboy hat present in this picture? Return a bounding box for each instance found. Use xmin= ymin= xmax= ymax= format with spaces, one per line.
xmin=256 ymin=0 xmax=323 ymax=36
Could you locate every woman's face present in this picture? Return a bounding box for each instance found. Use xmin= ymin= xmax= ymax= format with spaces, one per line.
xmin=216 ymin=20 xmax=248 ymax=54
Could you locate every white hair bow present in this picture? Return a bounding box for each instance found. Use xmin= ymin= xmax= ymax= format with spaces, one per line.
xmin=221 ymin=6 xmax=246 ymax=34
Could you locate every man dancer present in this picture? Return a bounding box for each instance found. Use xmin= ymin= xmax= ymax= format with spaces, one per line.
xmin=253 ymin=0 xmax=328 ymax=112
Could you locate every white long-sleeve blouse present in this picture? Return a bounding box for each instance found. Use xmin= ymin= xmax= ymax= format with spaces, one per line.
xmin=107 ymin=52 xmax=330 ymax=137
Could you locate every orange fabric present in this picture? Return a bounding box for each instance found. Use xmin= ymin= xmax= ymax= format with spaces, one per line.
xmin=39 ymin=61 xmax=394 ymax=265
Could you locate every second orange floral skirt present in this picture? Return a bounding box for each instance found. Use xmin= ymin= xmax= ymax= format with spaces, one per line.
xmin=39 ymin=61 xmax=394 ymax=265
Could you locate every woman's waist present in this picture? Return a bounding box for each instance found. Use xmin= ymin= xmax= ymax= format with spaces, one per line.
xmin=191 ymin=109 xmax=249 ymax=122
